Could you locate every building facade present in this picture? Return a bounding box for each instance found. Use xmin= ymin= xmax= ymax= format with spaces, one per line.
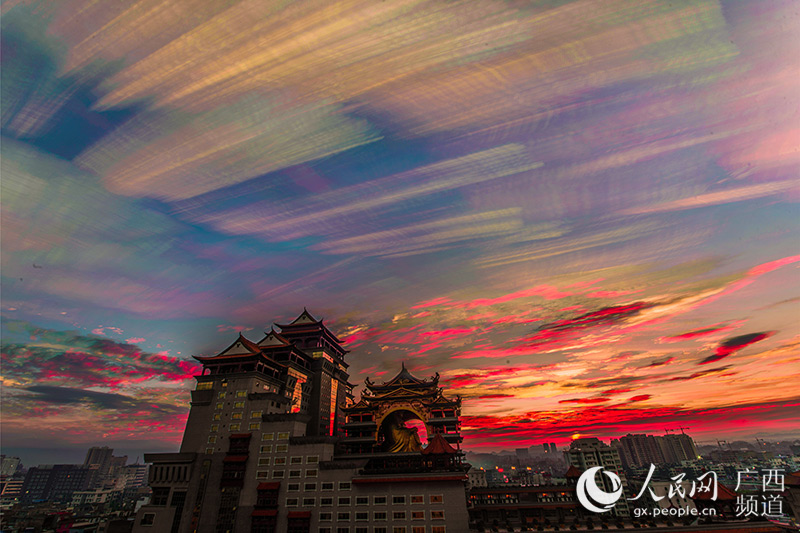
xmin=564 ymin=438 xmax=630 ymax=518
xmin=133 ymin=310 xmax=469 ymax=533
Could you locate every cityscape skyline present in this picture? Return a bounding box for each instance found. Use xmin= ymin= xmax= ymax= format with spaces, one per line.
xmin=2 ymin=0 xmax=799 ymax=468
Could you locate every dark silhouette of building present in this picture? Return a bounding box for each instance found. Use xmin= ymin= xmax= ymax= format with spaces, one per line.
xmin=21 ymin=465 xmax=92 ymax=504
xmin=132 ymin=309 xmax=468 ymax=533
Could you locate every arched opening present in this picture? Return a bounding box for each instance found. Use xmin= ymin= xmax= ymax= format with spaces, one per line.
xmin=378 ymin=409 xmax=429 ymax=453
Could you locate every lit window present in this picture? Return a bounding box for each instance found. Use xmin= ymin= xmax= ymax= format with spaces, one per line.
xmin=306 ymin=455 xmax=319 ymax=464
xmin=196 ymin=382 xmax=212 ymax=390
xmin=210 ymin=424 xmax=219 ymax=432
xmin=231 ymin=412 xmax=243 ymax=420
xmin=430 ymin=495 xmax=443 ymax=504
xmin=431 ymin=510 xmax=445 ymax=520
xmin=305 ymin=469 xmax=318 ymax=477
xmin=275 ymin=444 xmax=288 ymax=453
xmin=216 ymin=402 xmax=224 ymax=410
xmin=229 ymin=423 xmax=240 ymax=431
xmin=411 ymin=495 xmax=423 ymax=504
xmin=249 ymin=422 xmax=260 ymax=430
xmin=411 ymin=511 xmax=424 ymax=520
xmin=290 ymin=457 xmax=303 ymax=464
xmin=258 ymin=458 xmax=270 ymax=466
xmin=218 ymin=392 xmax=226 ymax=399
xmin=208 ymin=436 xmax=216 ymax=443
xmin=432 ymin=527 xmax=446 ymax=533
xmin=274 ymin=458 xmax=286 ymax=465
xmin=205 ymin=448 xmax=214 ymax=454
xmin=236 ymin=390 xmax=247 ymax=398
xmin=277 ymin=432 xmax=290 ymax=440
xmin=256 ymin=471 xmax=268 ymax=479
xmin=392 ymin=526 xmax=406 ymax=533
xmin=234 ymin=401 xmax=245 ymax=408
xmin=213 ymin=414 xmax=221 ymax=421
xmin=262 ymin=433 xmax=274 ymax=441
xmin=412 ymin=527 xmax=426 ymax=533
xmin=250 ymin=411 xmax=262 ymax=418
xmin=260 ymin=445 xmax=272 ymax=453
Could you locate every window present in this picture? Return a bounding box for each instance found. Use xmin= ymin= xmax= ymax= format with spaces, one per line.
xmin=289 ymin=470 xmax=301 ymax=478
xmin=275 ymin=444 xmax=288 ymax=453
xmin=213 ymin=414 xmax=221 ymax=421
xmin=197 ymin=382 xmax=212 ymax=390
xmin=411 ymin=495 xmax=423 ymax=504
xmin=256 ymin=471 xmax=268 ymax=479
xmin=256 ymin=459 xmax=270 ymax=468
xmin=274 ymin=457 xmax=286 ymax=465
xmin=374 ymin=496 xmax=387 ymax=505
xmin=251 ymin=410 xmax=262 ymax=418
xmin=320 ymin=512 xmax=332 ymax=521
xmin=374 ymin=512 xmax=387 ymax=521
xmin=375 ymin=529 xmax=388 ymax=533
xmin=262 ymin=433 xmax=274 ymax=441
xmin=322 ymin=482 xmax=334 ymax=491
xmin=210 ymin=424 xmax=219 ymax=432
xmin=306 ymin=455 xmax=319 ymax=464
xmin=260 ymin=445 xmax=272 ymax=453
xmin=321 ymin=497 xmax=333 ymax=506
xmin=338 ymin=497 xmax=351 ymax=505
xmin=392 ymin=528 xmax=406 ymax=533
xmin=392 ymin=496 xmax=406 ymax=505
xmin=337 ymin=529 xmax=350 ymax=533
xmin=431 ymin=510 xmax=445 ymax=520
xmin=277 ymin=432 xmax=290 ymax=440
xmin=339 ymin=482 xmax=351 ymax=491
xmin=392 ymin=511 xmax=406 ymax=520
xmin=234 ymin=401 xmax=245 ymax=408
xmin=140 ymin=513 xmax=155 ymax=526
xmin=430 ymin=495 xmax=443 ymax=504
xmin=229 ymin=423 xmax=240 ymax=431
xmin=355 ymin=512 xmax=369 ymax=521
xmin=304 ymin=483 xmax=317 ymax=491
xmin=205 ymin=448 xmax=214 ymax=454
xmin=305 ymin=469 xmax=318 ymax=477
xmin=411 ymin=511 xmax=424 ymax=520
xmin=287 ymin=483 xmax=300 ymax=491
xmin=337 ymin=512 xmax=350 ymax=521
xmin=286 ymin=497 xmax=298 ymax=507
xmin=432 ymin=527 xmax=446 ymax=533
xmin=272 ymin=471 xmax=284 ymax=478
xmin=236 ymin=390 xmax=247 ymax=397
xmin=412 ymin=528 xmax=426 ymax=533
xmin=355 ymin=496 xmax=369 ymax=505
xmin=320 ymin=529 xmax=332 ymax=533
xmin=218 ymin=392 xmax=226 ymax=399
xmin=208 ymin=436 xmax=217 ymax=443
xmin=249 ymin=422 xmax=261 ymax=430
xmin=216 ymin=402 xmax=224 ymax=410
xmin=303 ymin=497 xmax=315 ymax=506
xmin=231 ymin=412 xmax=243 ymax=420
xmin=290 ymin=456 xmax=303 ymax=464
xmin=356 ymin=528 xmax=369 ymax=533
xmin=151 ymin=487 xmax=170 ymax=506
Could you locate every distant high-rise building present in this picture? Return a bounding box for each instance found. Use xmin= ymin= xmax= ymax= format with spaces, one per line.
xmin=516 ymin=448 xmax=531 ymax=462
xmin=616 ymin=433 xmax=699 ymax=467
xmin=0 ymin=456 xmax=21 ymax=476
xmin=564 ymin=438 xmax=630 ymax=517
xmin=21 ymin=464 xmax=92 ymax=504
xmin=659 ymin=433 xmax=699 ymax=463
xmin=84 ymin=447 xmax=114 ymax=474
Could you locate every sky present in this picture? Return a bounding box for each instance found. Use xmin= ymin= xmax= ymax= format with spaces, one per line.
xmin=1 ymin=0 xmax=799 ymax=466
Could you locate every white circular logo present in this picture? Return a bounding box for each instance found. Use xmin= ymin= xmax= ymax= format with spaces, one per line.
xmin=576 ymin=466 xmax=623 ymax=513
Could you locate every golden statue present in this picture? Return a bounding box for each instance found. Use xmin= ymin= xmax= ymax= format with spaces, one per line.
xmin=384 ymin=412 xmax=422 ymax=453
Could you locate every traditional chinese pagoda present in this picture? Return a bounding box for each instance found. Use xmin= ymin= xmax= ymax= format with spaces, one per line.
xmin=341 ymin=362 xmax=463 ymax=455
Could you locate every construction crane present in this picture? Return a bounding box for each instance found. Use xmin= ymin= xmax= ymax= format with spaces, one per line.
xmin=676 ymin=426 xmax=691 ymax=434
